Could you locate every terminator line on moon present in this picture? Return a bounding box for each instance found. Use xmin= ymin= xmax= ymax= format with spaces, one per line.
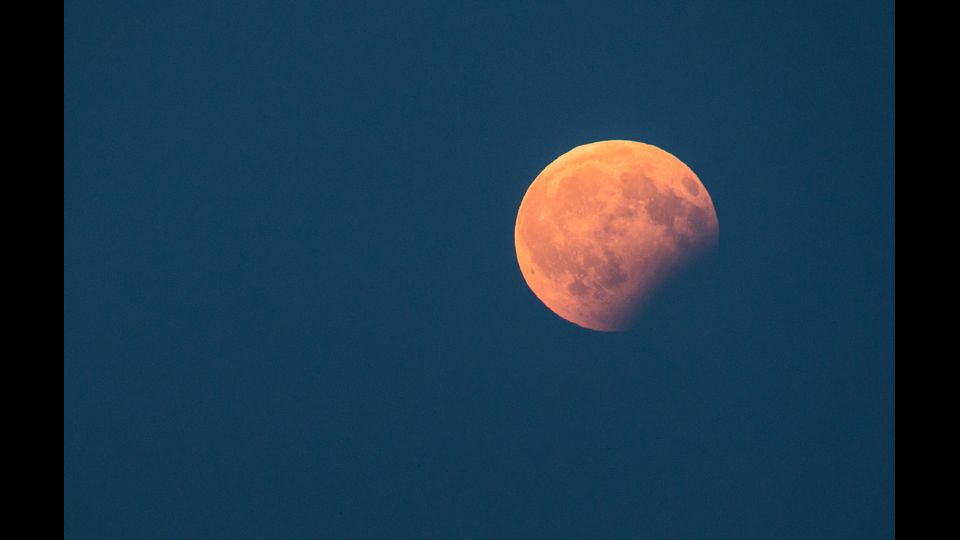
xmin=514 ymin=140 xmax=719 ymax=331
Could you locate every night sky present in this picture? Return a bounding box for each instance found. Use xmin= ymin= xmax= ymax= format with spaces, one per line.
xmin=64 ymin=1 xmax=894 ymax=538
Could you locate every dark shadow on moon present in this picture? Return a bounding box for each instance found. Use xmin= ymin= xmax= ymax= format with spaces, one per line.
xmin=617 ymin=247 xmax=722 ymax=337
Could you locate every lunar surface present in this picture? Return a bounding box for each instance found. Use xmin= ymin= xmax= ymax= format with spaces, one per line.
xmin=514 ymin=140 xmax=719 ymax=331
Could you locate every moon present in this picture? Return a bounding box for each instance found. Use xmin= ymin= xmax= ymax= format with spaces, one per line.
xmin=514 ymin=140 xmax=719 ymax=331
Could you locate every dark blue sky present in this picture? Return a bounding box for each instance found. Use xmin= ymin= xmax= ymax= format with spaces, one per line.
xmin=64 ymin=1 xmax=894 ymax=538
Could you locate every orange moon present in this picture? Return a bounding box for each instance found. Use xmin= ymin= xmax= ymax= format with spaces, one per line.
xmin=514 ymin=140 xmax=719 ymax=331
